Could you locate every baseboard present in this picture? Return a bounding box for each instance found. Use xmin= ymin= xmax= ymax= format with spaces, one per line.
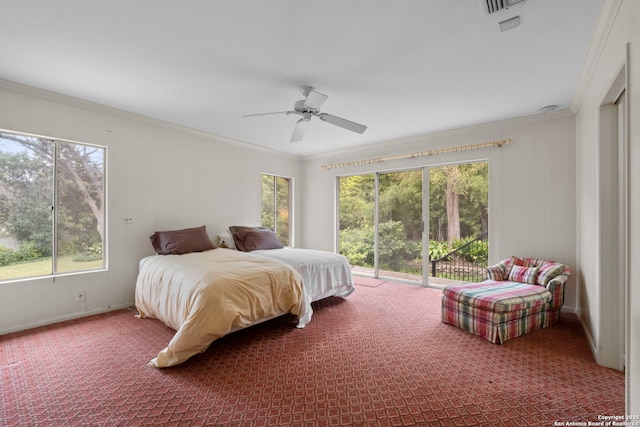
xmin=575 ymin=307 xmax=598 ymax=362
xmin=0 ymin=302 xmax=134 ymax=335
xmin=559 ymin=305 xmax=598 ymax=362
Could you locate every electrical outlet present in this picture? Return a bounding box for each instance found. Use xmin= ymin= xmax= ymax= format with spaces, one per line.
xmin=124 ymin=217 xmax=134 ymax=224
xmin=76 ymin=290 xmax=86 ymax=302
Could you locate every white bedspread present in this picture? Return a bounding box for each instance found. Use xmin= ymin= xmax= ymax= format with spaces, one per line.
xmin=251 ymin=248 xmax=355 ymax=301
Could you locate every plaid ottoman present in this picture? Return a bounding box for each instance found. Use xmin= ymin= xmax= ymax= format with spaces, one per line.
xmin=441 ymin=278 xmax=567 ymax=344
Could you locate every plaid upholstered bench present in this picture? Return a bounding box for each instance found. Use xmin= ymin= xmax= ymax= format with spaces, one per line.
xmin=441 ymin=257 xmax=571 ymax=344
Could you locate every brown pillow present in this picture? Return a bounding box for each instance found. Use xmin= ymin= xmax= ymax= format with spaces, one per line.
xmin=229 ymin=226 xmax=283 ymax=252
xmin=150 ymin=225 xmax=217 ymax=255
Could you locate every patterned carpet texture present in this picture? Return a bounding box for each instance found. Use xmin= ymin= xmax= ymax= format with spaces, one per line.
xmin=1 ymin=278 xmax=624 ymax=426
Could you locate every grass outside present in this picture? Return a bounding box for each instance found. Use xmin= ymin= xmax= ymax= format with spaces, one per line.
xmin=0 ymin=256 xmax=103 ymax=281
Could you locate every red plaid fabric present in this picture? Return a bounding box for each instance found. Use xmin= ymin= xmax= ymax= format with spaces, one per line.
xmin=507 ymin=265 xmax=540 ymax=284
xmin=441 ymin=296 xmax=551 ymax=324
xmin=442 ymin=300 xmax=562 ymax=344
xmin=536 ymin=261 xmax=567 ymax=286
xmin=443 ymin=280 xmax=552 ymax=313
xmin=441 ymin=267 xmax=571 ymax=344
xmin=546 ymin=267 xmax=571 ymax=308
xmin=485 ymin=257 xmax=567 ymax=285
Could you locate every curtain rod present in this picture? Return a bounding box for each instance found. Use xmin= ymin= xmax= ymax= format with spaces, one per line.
xmin=320 ymin=138 xmax=512 ymax=170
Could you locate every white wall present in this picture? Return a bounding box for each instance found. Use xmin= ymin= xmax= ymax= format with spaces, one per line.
xmin=573 ymin=0 xmax=639 ymax=412
xmin=0 ymin=81 xmax=302 ymax=334
xmin=629 ymin=31 xmax=640 ymax=415
xmin=301 ymin=111 xmax=578 ymax=309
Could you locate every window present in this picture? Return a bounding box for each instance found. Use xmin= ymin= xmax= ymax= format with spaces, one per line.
xmin=338 ymin=170 xmax=423 ymax=284
xmin=0 ymin=130 xmax=106 ymax=281
xmin=261 ymin=174 xmax=291 ymax=246
xmin=338 ymin=162 xmax=488 ymax=285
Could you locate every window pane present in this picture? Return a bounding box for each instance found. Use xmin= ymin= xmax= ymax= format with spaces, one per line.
xmin=0 ymin=131 xmax=106 ymax=281
xmin=0 ymin=132 xmax=54 ymax=281
xmin=378 ymin=170 xmax=422 ymax=283
xmin=55 ymin=141 xmax=105 ymax=273
xmin=429 ymin=162 xmax=489 ymax=283
xmin=274 ymin=176 xmax=290 ymax=246
xmin=261 ymin=175 xmax=275 ymax=230
xmin=338 ymin=174 xmax=375 ymax=269
xmin=261 ymin=174 xmax=290 ymax=246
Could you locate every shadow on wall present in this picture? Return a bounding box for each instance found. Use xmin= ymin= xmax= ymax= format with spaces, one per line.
xmin=576 ymin=268 xmax=594 ymax=350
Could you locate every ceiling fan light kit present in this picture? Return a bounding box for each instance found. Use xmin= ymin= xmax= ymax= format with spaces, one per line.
xmin=243 ymin=86 xmax=367 ymax=143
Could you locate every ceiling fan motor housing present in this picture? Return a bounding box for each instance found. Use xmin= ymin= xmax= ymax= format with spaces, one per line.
xmin=294 ymin=99 xmax=316 ymax=114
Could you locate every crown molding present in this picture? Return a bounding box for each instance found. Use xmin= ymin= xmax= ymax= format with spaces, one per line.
xmin=0 ymin=78 xmax=301 ymax=160
xmin=570 ymin=0 xmax=624 ymax=114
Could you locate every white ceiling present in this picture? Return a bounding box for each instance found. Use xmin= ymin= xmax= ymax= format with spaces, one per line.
xmin=1 ymin=0 xmax=601 ymax=157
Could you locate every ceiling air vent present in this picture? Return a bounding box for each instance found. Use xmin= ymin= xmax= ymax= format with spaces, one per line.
xmin=485 ymin=0 xmax=525 ymax=14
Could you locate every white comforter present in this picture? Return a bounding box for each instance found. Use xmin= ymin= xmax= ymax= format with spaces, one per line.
xmin=251 ymin=248 xmax=355 ymax=301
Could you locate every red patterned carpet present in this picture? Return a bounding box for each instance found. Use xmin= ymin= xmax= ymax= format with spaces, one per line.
xmin=1 ymin=279 xmax=625 ymax=426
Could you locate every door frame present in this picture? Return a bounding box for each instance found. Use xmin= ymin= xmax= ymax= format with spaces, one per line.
xmin=336 ymin=160 xmax=490 ymax=288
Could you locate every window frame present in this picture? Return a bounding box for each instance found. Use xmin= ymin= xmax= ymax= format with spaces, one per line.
xmin=0 ymin=128 xmax=107 ymax=282
xmin=336 ymin=160 xmax=489 ymax=287
xmin=260 ymin=173 xmax=293 ymax=246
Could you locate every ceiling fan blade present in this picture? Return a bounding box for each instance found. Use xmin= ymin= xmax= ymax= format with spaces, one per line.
xmin=318 ymin=113 xmax=367 ymax=134
xmin=290 ymin=118 xmax=309 ymax=143
xmin=304 ymin=90 xmax=328 ymax=110
xmin=242 ymin=111 xmax=292 ymax=118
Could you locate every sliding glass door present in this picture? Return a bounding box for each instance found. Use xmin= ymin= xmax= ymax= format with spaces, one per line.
xmin=338 ymin=169 xmax=424 ymax=284
xmin=338 ymin=174 xmax=375 ymax=273
xmin=428 ymin=162 xmax=489 ymax=284
xmin=338 ymin=161 xmax=488 ymax=286
xmin=377 ymin=170 xmax=423 ymax=283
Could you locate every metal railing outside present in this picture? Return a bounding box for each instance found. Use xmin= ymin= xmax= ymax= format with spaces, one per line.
xmin=430 ymin=232 xmax=488 ymax=283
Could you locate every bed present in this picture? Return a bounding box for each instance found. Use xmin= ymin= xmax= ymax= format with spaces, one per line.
xmin=251 ymin=247 xmax=354 ymax=301
xmin=222 ymin=226 xmax=354 ymax=300
xmin=135 ymin=225 xmax=354 ymax=368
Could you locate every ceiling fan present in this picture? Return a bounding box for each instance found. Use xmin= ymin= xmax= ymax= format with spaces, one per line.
xmin=243 ymin=86 xmax=367 ymax=143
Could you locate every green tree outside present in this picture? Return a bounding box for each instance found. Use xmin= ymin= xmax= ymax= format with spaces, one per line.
xmin=338 ymin=163 xmax=488 ymax=278
xmin=0 ymin=132 xmax=104 ymax=279
xmin=261 ymin=174 xmax=290 ymax=246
